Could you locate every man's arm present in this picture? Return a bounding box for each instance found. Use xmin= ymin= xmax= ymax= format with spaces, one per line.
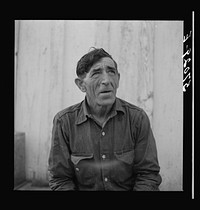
xmin=133 ymin=110 xmax=162 ymax=191
xmin=48 ymin=115 xmax=77 ymax=191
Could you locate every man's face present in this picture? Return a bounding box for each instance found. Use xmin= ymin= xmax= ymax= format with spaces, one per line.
xmin=82 ymin=57 xmax=120 ymax=107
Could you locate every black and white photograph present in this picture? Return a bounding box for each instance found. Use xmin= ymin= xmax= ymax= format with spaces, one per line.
xmin=14 ymin=19 xmax=193 ymax=196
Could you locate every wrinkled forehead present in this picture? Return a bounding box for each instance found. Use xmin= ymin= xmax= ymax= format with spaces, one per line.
xmin=90 ymin=57 xmax=117 ymax=71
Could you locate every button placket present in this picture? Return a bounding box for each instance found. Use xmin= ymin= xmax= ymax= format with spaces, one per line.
xmin=100 ymin=127 xmax=109 ymax=187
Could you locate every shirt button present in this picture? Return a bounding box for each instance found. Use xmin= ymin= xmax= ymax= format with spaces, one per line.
xmin=102 ymin=131 xmax=105 ymax=136
xmin=102 ymin=154 xmax=106 ymax=159
xmin=104 ymin=177 xmax=108 ymax=182
xmin=75 ymin=167 xmax=79 ymax=171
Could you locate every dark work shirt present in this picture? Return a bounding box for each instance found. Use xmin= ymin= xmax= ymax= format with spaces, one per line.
xmin=48 ymin=97 xmax=162 ymax=191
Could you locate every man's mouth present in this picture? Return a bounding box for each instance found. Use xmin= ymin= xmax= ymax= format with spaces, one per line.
xmin=99 ymin=90 xmax=113 ymax=98
xmin=99 ymin=90 xmax=112 ymax=94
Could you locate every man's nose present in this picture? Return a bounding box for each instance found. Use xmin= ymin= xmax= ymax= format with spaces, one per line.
xmin=101 ymin=72 xmax=110 ymax=85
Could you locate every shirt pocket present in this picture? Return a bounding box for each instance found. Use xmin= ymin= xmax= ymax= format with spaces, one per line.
xmin=114 ymin=150 xmax=135 ymax=165
xmin=112 ymin=150 xmax=135 ymax=183
xmin=71 ymin=153 xmax=95 ymax=186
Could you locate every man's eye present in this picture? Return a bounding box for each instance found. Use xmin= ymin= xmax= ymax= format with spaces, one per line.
xmin=92 ymin=72 xmax=100 ymax=77
xmin=108 ymin=70 xmax=116 ymax=75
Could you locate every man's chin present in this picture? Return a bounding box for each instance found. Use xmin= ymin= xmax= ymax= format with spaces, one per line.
xmin=97 ymin=97 xmax=116 ymax=106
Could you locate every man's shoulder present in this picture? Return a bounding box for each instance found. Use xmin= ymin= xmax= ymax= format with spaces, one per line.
xmin=117 ymin=98 xmax=149 ymax=123
xmin=55 ymin=101 xmax=83 ymax=119
xmin=117 ymin=98 xmax=143 ymax=113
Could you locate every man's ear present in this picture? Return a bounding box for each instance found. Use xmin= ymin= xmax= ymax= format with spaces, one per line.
xmin=75 ymin=78 xmax=86 ymax=92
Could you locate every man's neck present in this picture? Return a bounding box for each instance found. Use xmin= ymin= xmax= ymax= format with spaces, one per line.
xmin=86 ymin=97 xmax=113 ymax=124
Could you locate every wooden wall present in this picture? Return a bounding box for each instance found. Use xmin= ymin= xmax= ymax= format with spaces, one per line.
xmin=15 ymin=20 xmax=183 ymax=190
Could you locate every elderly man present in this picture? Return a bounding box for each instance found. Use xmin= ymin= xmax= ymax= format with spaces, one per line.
xmin=48 ymin=48 xmax=162 ymax=191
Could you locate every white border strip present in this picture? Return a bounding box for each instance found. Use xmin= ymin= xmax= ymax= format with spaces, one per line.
xmin=192 ymin=11 xmax=194 ymax=199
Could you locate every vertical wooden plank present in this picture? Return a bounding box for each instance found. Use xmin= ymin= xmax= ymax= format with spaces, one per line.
xmin=14 ymin=132 xmax=26 ymax=187
xmin=117 ymin=21 xmax=140 ymax=105
xmin=14 ymin=20 xmax=20 ymax=127
xmin=137 ymin=21 xmax=155 ymax=124
xmin=94 ymin=20 xmax=111 ymax=51
xmin=153 ymin=21 xmax=183 ymax=190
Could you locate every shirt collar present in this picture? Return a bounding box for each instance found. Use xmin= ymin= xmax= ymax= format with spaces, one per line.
xmin=76 ymin=97 xmax=125 ymax=125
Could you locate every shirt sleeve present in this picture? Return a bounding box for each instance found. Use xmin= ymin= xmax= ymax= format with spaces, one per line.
xmin=132 ymin=110 xmax=162 ymax=191
xmin=48 ymin=114 xmax=77 ymax=191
